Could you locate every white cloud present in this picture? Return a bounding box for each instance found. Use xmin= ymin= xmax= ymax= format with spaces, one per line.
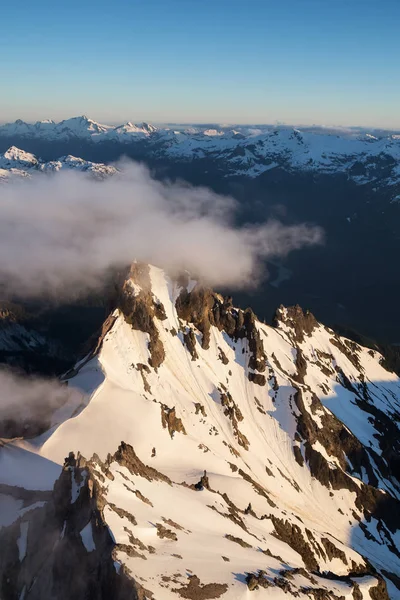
xmin=0 ymin=160 xmax=323 ymax=298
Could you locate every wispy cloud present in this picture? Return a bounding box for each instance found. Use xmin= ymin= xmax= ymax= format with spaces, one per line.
xmin=0 ymin=367 xmax=81 ymax=439
xmin=0 ymin=160 xmax=323 ymax=298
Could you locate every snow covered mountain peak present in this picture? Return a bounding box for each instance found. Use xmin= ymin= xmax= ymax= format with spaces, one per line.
xmin=0 ymin=146 xmax=117 ymax=181
xmin=1 ymin=146 xmax=38 ymax=167
xmin=56 ymin=115 xmax=111 ymax=137
xmin=103 ymin=121 xmax=158 ymax=140
xmin=2 ymin=263 xmax=400 ymax=598
xmin=2 ymin=116 xmax=400 ymax=185
xmin=141 ymin=121 xmax=157 ymax=132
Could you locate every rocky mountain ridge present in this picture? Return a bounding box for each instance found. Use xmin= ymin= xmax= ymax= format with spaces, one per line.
xmin=1 ymin=264 xmax=400 ymax=598
xmin=1 ymin=116 xmax=400 ymax=186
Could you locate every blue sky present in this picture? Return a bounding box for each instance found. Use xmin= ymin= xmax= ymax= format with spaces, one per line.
xmin=1 ymin=0 xmax=399 ymax=127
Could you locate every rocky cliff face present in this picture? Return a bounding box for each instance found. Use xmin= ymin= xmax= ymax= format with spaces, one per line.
xmin=1 ymin=264 xmax=400 ymax=598
xmin=0 ymin=450 xmax=149 ymax=600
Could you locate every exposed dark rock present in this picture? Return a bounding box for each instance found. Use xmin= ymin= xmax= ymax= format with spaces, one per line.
xmin=260 ymin=548 xmax=284 ymax=562
xmin=293 ymin=347 xmax=307 ymax=384
xmin=122 ymin=527 xmax=154 ymax=555
xmin=217 ymin=347 xmax=229 ymax=365
xmin=248 ymin=372 xmax=266 ymax=386
xmin=270 ymin=516 xmax=318 ymax=571
xmin=253 ymin=397 xmax=266 ymax=414
xmin=292 ymin=388 xmax=388 ymax=497
xmin=136 ymin=363 xmax=151 ymax=392
xmin=108 ymin=502 xmax=137 ymax=526
xmin=273 ymin=576 xmax=295 ymax=594
xmin=194 ymin=403 xmax=207 ymax=417
xmin=265 ymin=464 xmax=274 ymax=477
xmin=160 ymin=404 xmax=187 ymax=438
xmin=352 ymin=582 xmax=363 ymax=600
xmin=314 ymin=349 xmax=335 ymax=377
xmin=74 ymin=311 xmax=118 ymax=373
xmin=175 ymin=286 xmax=264 ymax=364
xmin=244 ymin=502 xmax=255 ymax=516
xmin=215 ymin=492 xmax=247 ymax=530
xmin=222 ymin=440 xmax=240 ymax=457
xmin=117 ymin=264 xmax=165 ymax=370
xmin=220 ymin=391 xmax=243 ymax=422
xmin=162 ymin=517 xmax=184 ymax=531
xmin=0 ymin=452 xmax=151 ymax=600
xmin=291 ymin=383 xmax=400 ymax=534
xmin=194 ymin=470 xmax=210 ymax=491
xmin=116 ymin=542 xmax=147 ymax=560
xmin=134 ymin=489 xmax=153 ymax=506
xmin=183 ymin=329 xmax=198 ymax=360
xmin=219 ymin=389 xmax=249 ymax=449
xmin=368 ymin=577 xmax=390 ymax=600
xmin=245 ymin=571 xmax=272 ymax=591
xmin=274 ymin=305 xmax=318 ymax=343
xmin=173 ymin=574 xmax=228 ymax=599
xmin=238 ymin=469 xmax=276 ymax=507
xmin=243 ymin=309 xmax=266 ymax=373
xmin=156 ymin=523 xmax=178 ymax=541
xmin=147 ymin=336 xmax=165 ymax=370
xmin=176 ymin=286 xmax=216 ymax=350
xmin=329 ymin=336 xmax=362 ymax=371
xmin=299 ymin=587 xmax=344 ymax=600
xmin=225 ymin=534 xmax=252 ymax=548
xmin=293 ymin=445 xmax=304 ymax=467
xmin=112 ymin=441 xmax=172 ymax=485
xmin=279 ymin=567 xmax=317 ymax=584
xmin=352 ymin=396 xmax=400 ymax=483
xmin=153 ymin=300 xmax=167 ymax=321
xmin=320 ymin=537 xmax=348 ymax=565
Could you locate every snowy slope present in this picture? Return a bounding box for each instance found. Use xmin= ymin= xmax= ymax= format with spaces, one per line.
xmin=98 ymin=121 xmax=157 ymax=142
xmin=1 ymin=264 xmax=400 ymax=598
xmin=2 ymin=116 xmax=400 ymax=184
xmin=0 ymin=146 xmax=117 ymax=181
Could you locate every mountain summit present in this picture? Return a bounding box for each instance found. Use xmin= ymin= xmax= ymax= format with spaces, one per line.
xmin=1 ymin=117 xmax=400 ymax=185
xmin=1 ymin=264 xmax=400 ymax=598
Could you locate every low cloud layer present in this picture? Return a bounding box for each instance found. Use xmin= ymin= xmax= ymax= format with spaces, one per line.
xmin=0 ymin=368 xmax=82 ymax=438
xmin=0 ymin=161 xmax=322 ymax=298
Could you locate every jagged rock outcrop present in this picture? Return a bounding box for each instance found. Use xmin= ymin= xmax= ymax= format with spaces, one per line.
xmin=117 ymin=263 xmax=166 ymax=369
xmin=0 ymin=452 xmax=148 ymax=600
xmin=274 ymin=304 xmax=319 ymax=343
xmin=176 ymin=284 xmax=267 ymax=381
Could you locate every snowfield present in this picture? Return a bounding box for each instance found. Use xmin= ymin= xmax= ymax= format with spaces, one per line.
xmin=1 ymin=264 xmax=400 ymax=598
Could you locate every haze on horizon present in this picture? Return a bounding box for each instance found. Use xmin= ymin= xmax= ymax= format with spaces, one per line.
xmin=1 ymin=0 xmax=400 ymax=129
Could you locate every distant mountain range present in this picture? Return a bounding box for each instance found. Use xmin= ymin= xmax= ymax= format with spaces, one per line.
xmin=1 ymin=115 xmax=400 ymax=188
